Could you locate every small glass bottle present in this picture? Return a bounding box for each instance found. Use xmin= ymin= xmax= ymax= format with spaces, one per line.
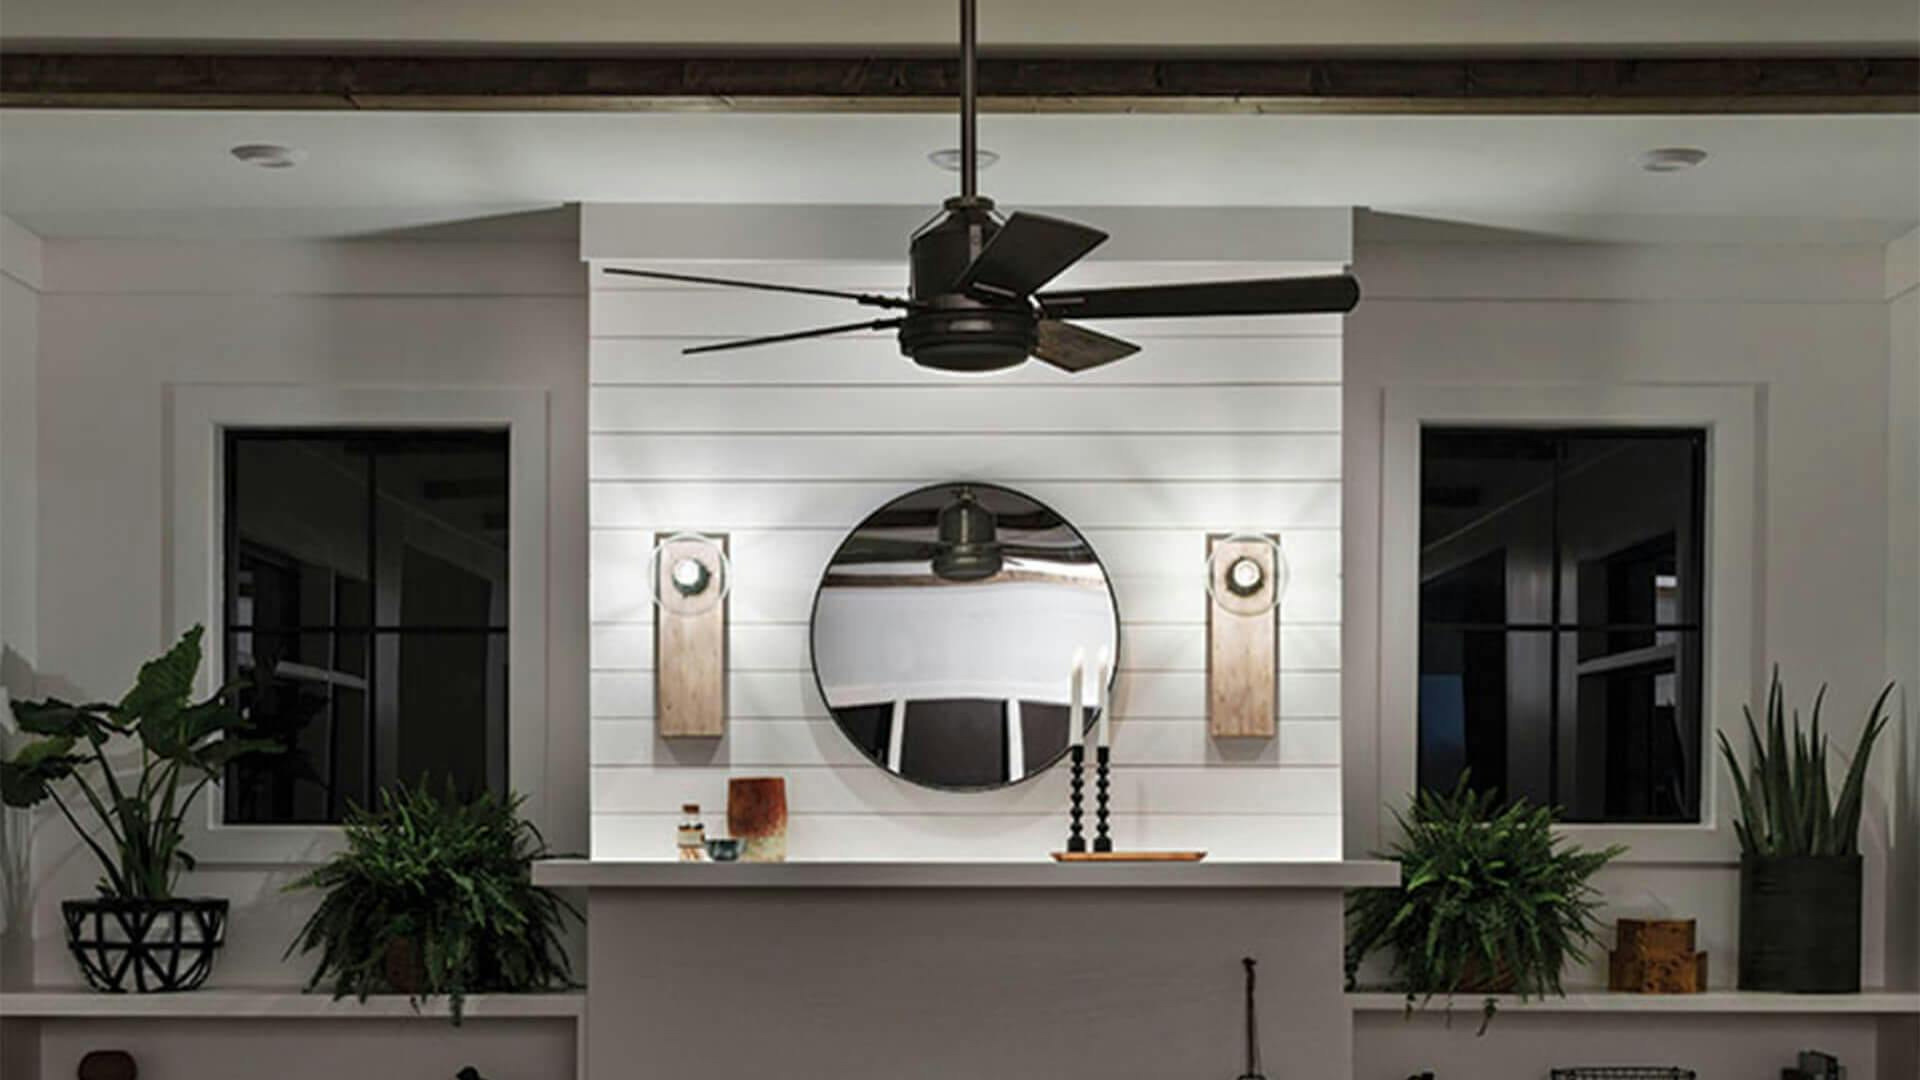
xmin=677 ymin=803 xmax=707 ymax=861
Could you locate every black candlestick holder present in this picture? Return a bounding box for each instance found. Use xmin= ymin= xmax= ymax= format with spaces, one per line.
xmin=1093 ymin=745 xmax=1113 ymax=853
xmin=1066 ymin=744 xmax=1087 ymax=853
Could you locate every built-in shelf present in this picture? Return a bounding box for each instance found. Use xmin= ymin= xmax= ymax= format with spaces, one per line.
xmin=0 ymin=989 xmax=585 ymax=1020
xmin=532 ymin=858 xmax=1400 ymax=890
xmin=1348 ymin=990 xmax=1920 ymax=1016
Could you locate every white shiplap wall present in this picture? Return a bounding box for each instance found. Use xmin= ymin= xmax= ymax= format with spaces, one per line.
xmin=585 ymin=205 xmax=1350 ymax=861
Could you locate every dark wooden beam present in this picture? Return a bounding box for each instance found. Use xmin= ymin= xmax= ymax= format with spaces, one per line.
xmin=1 ymin=52 xmax=1913 ymax=113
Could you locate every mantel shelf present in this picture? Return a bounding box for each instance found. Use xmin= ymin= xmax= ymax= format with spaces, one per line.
xmin=1347 ymin=989 xmax=1920 ymax=1016
xmin=0 ymin=989 xmax=585 ymax=1021
xmin=531 ymin=858 xmax=1399 ymax=890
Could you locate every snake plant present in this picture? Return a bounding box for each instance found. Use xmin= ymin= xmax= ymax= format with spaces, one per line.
xmin=1718 ymin=669 xmax=1893 ymax=858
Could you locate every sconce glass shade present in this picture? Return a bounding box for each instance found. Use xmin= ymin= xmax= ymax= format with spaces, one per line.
xmin=648 ymin=531 xmax=732 ymax=615
xmin=1205 ymin=532 xmax=1288 ymax=616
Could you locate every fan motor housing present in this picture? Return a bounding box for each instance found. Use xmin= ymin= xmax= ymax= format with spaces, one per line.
xmin=901 ymin=198 xmax=1036 ymax=373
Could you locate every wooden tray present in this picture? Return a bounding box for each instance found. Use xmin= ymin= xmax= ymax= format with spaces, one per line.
xmin=1050 ymin=851 xmax=1207 ymax=862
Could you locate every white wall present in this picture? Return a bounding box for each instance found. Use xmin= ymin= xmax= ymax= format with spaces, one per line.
xmin=20 ymin=238 xmax=587 ymax=988
xmin=1344 ymin=225 xmax=1900 ymax=988
xmin=0 ymin=215 xmax=43 ymax=978
xmin=1886 ymin=224 xmax=1920 ymax=992
xmin=0 ymin=216 xmax=41 ymax=695
xmin=583 ymin=204 xmax=1351 ymax=861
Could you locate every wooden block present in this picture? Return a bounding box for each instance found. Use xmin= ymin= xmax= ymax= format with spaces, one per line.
xmin=1206 ymin=534 xmax=1277 ymax=739
xmin=1609 ymin=945 xmax=1709 ymax=993
xmin=655 ymin=532 xmax=728 ymax=738
xmin=1617 ymin=918 xmax=1696 ymax=954
xmin=1610 ymin=918 xmax=1705 ymax=994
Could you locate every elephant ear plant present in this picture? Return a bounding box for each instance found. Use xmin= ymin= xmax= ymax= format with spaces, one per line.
xmin=0 ymin=626 xmax=276 ymax=899
xmin=1345 ymin=776 xmax=1623 ymax=1033
xmin=286 ymin=779 xmax=580 ymax=1024
xmin=0 ymin=626 xmax=280 ymax=991
xmin=1718 ymin=669 xmax=1893 ymax=992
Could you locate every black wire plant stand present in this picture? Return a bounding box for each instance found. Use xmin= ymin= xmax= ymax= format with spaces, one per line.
xmin=1551 ymin=1060 xmax=1704 ymax=1068
xmin=62 ymin=897 xmax=229 ymax=993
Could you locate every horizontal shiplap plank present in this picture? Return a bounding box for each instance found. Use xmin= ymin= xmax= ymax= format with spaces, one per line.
xmin=590 ymin=259 xmax=1346 ymax=293
xmin=588 ymin=526 xmax=1341 ymax=624
xmin=590 ymin=566 xmax=1339 ymax=625
xmin=49 ymin=241 xmax=584 ymax=297
xmin=591 ymin=622 xmax=1341 ymax=673
xmin=590 ymin=432 xmax=1341 ymax=481
xmin=594 ymin=717 xmax=1341 ymax=769
xmin=591 ymin=478 xmax=1340 ymax=530
xmin=591 ymin=334 xmax=1340 ymax=385
xmin=590 ymin=384 xmax=1340 ymax=434
xmin=592 ymin=762 xmax=1340 ymax=817
xmin=591 ymin=288 xmax=1344 ymax=339
xmin=591 ymin=811 xmax=1341 ymax=862
xmin=590 ymin=670 xmax=1341 ymax=721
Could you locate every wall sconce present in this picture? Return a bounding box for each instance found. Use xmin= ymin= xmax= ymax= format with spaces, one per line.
xmin=649 ymin=531 xmax=731 ymax=738
xmin=1205 ymin=533 xmax=1287 ymax=739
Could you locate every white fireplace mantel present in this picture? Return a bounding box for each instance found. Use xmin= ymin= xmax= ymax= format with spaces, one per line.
xmin=532 ymin=858 xmax=1398 ymax=889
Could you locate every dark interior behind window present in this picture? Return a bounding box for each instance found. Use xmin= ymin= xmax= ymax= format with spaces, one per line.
xmin=1418 ymin=427 xmax=1706 ymax=824
xmin=223 ymin=430 xmax=509 ymax=825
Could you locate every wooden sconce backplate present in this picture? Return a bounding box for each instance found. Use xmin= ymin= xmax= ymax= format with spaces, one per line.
xmin=654 ymin=532 xmax=729 ymax=738
xmin=1207 ymin=533 xmax=1277 ymax=739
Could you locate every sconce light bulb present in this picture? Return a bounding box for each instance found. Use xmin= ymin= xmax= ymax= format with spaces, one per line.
xmin=672 ymin=557 xmax=711 ymax=596
xmin=1228 ymin=557 xmax=1265 ymax=595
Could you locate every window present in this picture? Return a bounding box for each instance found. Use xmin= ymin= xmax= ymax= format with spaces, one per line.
xmin=223 ymin=430 xmax=510 ymax=824
xmin=1417 ymin=428 xmax=1706 ymax=824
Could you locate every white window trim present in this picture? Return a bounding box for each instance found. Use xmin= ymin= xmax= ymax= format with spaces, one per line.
xmin=1377 ymin=383 xmax=1759 ymax=863
xmin=168 ymin=384 xmax=550 ymax=865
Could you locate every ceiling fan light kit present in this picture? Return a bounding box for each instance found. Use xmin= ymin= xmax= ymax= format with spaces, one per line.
xmin=601 ymin=0 xmax=1360 ymax=375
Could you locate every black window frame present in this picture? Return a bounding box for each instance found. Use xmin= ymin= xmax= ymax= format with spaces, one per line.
xmin=220 ymin=427 xmax=511 ymax=825
xmin=1417 ymin=425 xmax=1709 ymax=825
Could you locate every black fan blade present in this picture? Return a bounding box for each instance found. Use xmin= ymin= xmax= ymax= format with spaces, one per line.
xmin=1037 ymin=273 xmax=1360 ymax=320
xmin=603 ymin=267 xmax=916 ymax=311
xmin=954 ymin=212 xmax=1108 ymax=299
xmin=1032 ymin=320 xmax=1140 ymax=373
xmin=682 ymin=317 xmax=906 ymax=356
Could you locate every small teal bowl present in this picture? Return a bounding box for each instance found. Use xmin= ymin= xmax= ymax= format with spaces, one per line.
xmin=705 ymin=838 xmax=743 ymax=862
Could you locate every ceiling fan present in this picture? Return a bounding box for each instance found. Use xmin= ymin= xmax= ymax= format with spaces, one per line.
xmin=603 ymin=0 xmax=1361 ymax=374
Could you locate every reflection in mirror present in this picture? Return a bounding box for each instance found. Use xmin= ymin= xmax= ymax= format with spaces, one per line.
xmin=810 ymin=483 xmax=1121 ymax=791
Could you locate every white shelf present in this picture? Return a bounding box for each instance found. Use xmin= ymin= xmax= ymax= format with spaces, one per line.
xmin=0 ymin=989 xmax=585 ymax=1021
xmin=1348 ymin=989 xmax=1920 ymax=1016
xmin=532 ymin=858 xmax=1400 ymax=890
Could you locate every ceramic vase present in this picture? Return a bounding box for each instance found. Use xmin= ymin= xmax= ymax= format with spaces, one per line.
xmin=727 ymin=777 xmax=788 ymax=863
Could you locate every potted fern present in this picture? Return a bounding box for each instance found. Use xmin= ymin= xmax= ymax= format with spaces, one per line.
xmin=1718 ymin=670 xmax=1892 ymax=992
xmin=1345 ymin=776 xmax=1624 ymax=1032
xmin=285 ymin=779 xmax=579 ymax=1023
xmin=0 ymin=626 xmax=277 ymax=992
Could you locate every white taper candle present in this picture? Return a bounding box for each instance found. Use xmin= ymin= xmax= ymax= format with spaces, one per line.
xmin=1068 ymin=648 xmax=1086 ymax=748
xmin=1096 ymin=647 xmax=1113 ymax=748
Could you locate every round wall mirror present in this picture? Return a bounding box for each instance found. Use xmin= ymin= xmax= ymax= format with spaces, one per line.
xmin=809 ymin=482 xmax=1121 ymax=791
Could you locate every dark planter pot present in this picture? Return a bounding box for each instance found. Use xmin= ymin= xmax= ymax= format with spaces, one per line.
xmin=62 ymin=897 xmax=228 ymax=993
xmin=1738 ymin=854 xmax=1862 ymax=993
xmin=384 ymin=936 xmax=427 ymax=994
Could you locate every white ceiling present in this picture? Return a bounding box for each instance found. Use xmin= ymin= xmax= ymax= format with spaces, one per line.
xmin=1 ymin=110 xmax=1915 ymax=245
xmin=2 ymin=0 xmax=1915 ymax=51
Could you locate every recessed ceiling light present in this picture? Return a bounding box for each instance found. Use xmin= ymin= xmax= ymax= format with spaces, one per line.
xmin=1639 ymin=147 xmax=1708 ymax=173
xmin=928 ymin=147 xmax=999 ymax=173
xmin=230 ymin=144 xmax=306 ymax=169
